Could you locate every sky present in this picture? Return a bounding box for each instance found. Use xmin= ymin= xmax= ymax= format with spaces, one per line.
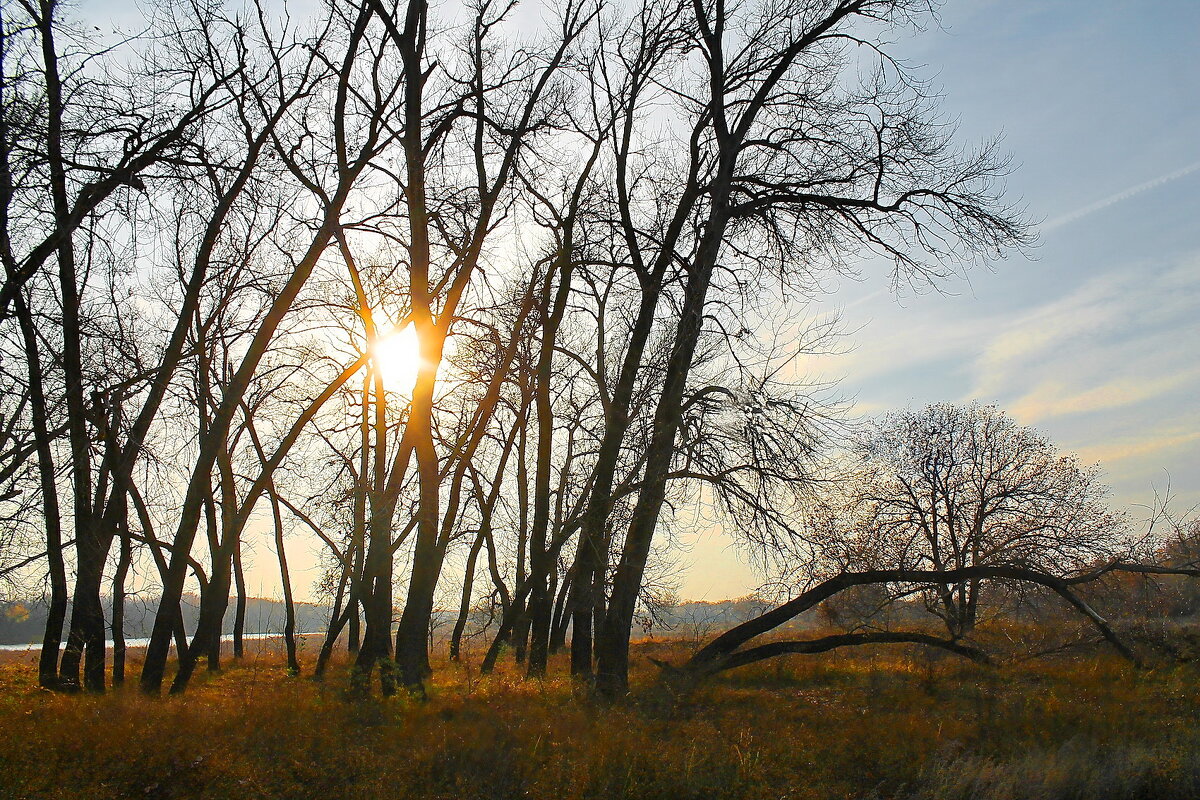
xmin=678 ymin=0 xmax=1200 ymax=599
xmin=78 ymin=0 xmax=1200 ymax=604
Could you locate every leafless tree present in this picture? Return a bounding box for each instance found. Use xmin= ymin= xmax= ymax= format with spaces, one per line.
xmin=137 ymin=0 xmax=406 ymax=695
xmin=0 ymin=0 xmax=260 ymax=691
xmin=809 ymin=402 xmax=1128 ymax=637
xmin=553 ymin=0 xmax=1033 ymax=698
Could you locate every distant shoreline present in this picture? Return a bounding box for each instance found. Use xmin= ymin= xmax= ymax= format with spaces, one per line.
xmin=0 ymin=631 xmax=326 ymax=653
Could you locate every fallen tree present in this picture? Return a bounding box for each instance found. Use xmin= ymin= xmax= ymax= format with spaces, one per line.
xmin=660 ymin=562 xmax=1200 ymax=685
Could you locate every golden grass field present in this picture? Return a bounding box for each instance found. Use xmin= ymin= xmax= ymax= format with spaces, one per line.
xmin=0 ymin=635 xmax=1198 ymax=800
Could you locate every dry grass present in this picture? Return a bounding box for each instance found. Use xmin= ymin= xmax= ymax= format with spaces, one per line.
xmin=0 ymin=636 xmax=1198 ymax=800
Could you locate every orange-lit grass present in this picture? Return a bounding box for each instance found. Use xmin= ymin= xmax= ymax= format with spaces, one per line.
xmin=1 ymin=637 xmax=1198 ymax=800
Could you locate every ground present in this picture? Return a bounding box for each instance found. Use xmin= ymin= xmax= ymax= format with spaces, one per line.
xmin=0 ymin=636 xmax=1198 ymax=799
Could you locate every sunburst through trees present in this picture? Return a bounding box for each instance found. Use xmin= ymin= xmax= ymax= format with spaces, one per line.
xmin=0 ymin=0 xmax=1194 ymax=721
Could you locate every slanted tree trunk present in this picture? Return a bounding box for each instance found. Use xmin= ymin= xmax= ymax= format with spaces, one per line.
xmin=596 ymin=222 xmax=724 ymax=697
xmin=268 ymin=488 xmax=300 ymax=674
xmin=129 ymin=482 xmax=190 ymax=662
xmin=139 ymin=86 xmax=378 ymax=693
xmin=593 ymin=0 xmax=889 ymax=697
xmin=450 ymin=530 xmax=486 ymax=661
xmin=567 ymin=55 xmax=704 ymax=680
xmin=315 ymin=562 xmax=352 ymax=678
xmin=549 ymin=568 xmax=573 ymax=654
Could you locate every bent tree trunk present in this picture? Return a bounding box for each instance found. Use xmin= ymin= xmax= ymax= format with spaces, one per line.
xmin=657 ymin=632 xmax=991 ymax=686
xmin=672 ymin=565 xmax=1168 ymax=684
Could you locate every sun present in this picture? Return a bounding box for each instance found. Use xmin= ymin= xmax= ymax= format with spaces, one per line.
xmin=372 ymin=324 xmax=421 ymax=393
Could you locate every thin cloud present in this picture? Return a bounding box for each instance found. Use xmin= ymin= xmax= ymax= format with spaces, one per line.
xmin=1009 ymin=370 xmax=1200 ymax=425
xmin=970 ymin=280 xmax=1122 ymax=398
xmin=968 ymin=258 xmax=1200 ymax=405
xmin=1043 ymin=159 xmax=1200 ymax=233
xmin=1073 ymin=429 xmax=1200 ymax=469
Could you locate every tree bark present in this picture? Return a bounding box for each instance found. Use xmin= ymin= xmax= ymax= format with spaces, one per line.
xmin=232 ymin=539 xmax=246 ymax=658
xmin=450 ymin=530 xmax=486 ymax=661
xmin=11 ymin=295 xmax=67 ymax=690
xmin=110 ymin=523 xmax=132 ymax=686
xmin=269 ymin=488 xmax=300 ymax=674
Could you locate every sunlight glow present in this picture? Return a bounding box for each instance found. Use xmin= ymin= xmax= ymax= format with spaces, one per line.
xmin=372 ymin=324 xmax=422 ymax=393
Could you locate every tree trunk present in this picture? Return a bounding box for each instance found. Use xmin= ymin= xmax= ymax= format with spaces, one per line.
xmin=39 ymin=0 xmax=103 ymax=693
xmin=568 ymin=262 xmax=676 ymax=679
xmin=567 ymin=133 xmax=703 ymax=681
xmin=450 ymin=530 xmax=485 ymax=661
xmin=348 ymin=597 xmax=361 ymax=654
xmin=315 ymin=565 xmax=352 ymax=678
xmin=140 ymin=172 xmax=367 ymax=694
xmin=348 ymin=371 xmax=370 ymax=656
xmin=513 ymin=605 xmax=531 ymax=665
xmin=111 ymin=525 xmax=132 ymax=686
xmin=681 ymin=566 xmax=1146 ymax=678
xmin=233 ymin=539 xmax=246 ymax=658
xmin=199 ymin=486 xmax=223 ymax=674
xmin=12 ymin=295 xmax=67 ymax=690
xmin=527 ymin=246 xmax=574 ymax=677
xmin=394 ymin=535 xmax=441 ymax=690
xmin=173 ymin=546 xmax=234 ymax=692
xmin=595 ymin=187 xmax=728 ymax=697
xmin=154 ymin=353 xmax=369 ymax=695
xmin=353 ymin=498 xmax=396 ymax=696
xmin=60 ymin=530 xmax=111 ymax=692
xmin=549 ymin=568 xmax=573 ymax=654
xmin=130 ymin=483 xmax=190 ymax=664
xmin=269 ymin=490 xmax=300 ymax=674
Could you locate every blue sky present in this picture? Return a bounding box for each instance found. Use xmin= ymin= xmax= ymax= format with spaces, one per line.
xmin=835 ymin=0 xmax=1200 ymax=507
xmin=683 ymin=0 xmax=1200 ymax=599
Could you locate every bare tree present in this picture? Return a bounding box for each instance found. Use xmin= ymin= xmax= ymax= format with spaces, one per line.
xmin=559 ymin=0 xmax=1033 ymax=697
xmin=139 ymin=0 xmax=400 ymax=695
xmin=810 ymin=402 xmax=1127 ymax=637
xmin=0 ymin=0 xmax=254 ymax=691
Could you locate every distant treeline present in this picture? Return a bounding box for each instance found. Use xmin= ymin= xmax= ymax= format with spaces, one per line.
xmin=0 ymin=594 xmax=800 ymax=647
xmin=0 ymin=596 xmax=333 ymax=646
xmin=8 ymin=574 xmax=1199 ymax=648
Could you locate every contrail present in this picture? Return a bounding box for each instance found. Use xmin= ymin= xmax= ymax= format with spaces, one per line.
xmin=1043 ymin=158 xmax=1200 ymax=233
